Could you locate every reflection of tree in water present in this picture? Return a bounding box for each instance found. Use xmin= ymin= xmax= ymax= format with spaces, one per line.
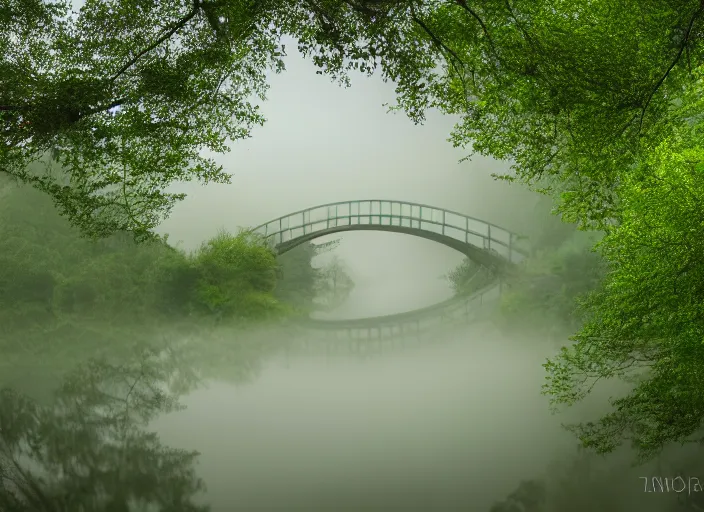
xmin=0 ymin=346 xmax=208 ymax=511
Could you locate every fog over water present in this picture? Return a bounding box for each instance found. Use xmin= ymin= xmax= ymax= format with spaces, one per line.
xmin=152 ymin=323 xmax=571 ymax=511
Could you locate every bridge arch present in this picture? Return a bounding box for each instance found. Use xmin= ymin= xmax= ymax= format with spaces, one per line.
xmin=252 ymin=200 xmax=528 ymax=338
xmin=252 ymin=199 xmax=527 ymax=270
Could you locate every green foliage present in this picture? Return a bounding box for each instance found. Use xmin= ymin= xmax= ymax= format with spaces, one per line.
xmin=7 ymin=1 xmax=698 ymax=238
xmin=0 ymin=169 xmax=359 ymax=401
xmin=543 ymin=117 xmax=704 ymax=461
xmin=2 ymin=0 xmax=277 ymax=239
xmin=0 ymin=177 xmax=296 ymax=383
xmin=2 ymin=0 xmax=430 ymax=239
xmin=386 ymin=1 xmax=704 ymax=229
xmin=189 ymin=229 xmax=285 ymax=320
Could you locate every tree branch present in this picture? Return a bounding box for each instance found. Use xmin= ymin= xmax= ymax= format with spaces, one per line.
xmin=109 ymin=5 xmax=201 ymax=83
xmin=411 ymin=13 xmax=463 ymax=69
xmin=81 ymin=97 xmax=132 ymax=118
xmin=409 ymin=5 xmax=467 ymax=74
xmin=454 ymin=0 xmax=496 ymax=54
xmin=638 ymin=4 xmax=704 ymax=133
xmin=410 ymin=7 xmax=471 ymax=109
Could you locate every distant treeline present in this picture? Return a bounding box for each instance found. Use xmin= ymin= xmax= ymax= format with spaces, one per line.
xmin=0 ymin=170 xmax=353 ymax=349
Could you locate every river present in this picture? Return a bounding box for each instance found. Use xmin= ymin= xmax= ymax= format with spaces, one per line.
xmin=147 ymin=321 xmax=574 ymax=511
xmin=0 ymin=317 xmax=690 ymax=511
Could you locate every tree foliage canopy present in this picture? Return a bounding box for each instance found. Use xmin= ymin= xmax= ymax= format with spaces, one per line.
xmin=6 ymin=0 xmax=703 ymax=238
xmin=544 ymin=114 xmax=704 ymax=462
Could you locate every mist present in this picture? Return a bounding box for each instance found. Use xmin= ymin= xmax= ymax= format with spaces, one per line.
xmin=153 ymin=323 xmax=570 ymax=511
xmin=3 ymin=13 xmax=701 ymax=512
xmin=155 ymin=36 xmax=535 ymax=317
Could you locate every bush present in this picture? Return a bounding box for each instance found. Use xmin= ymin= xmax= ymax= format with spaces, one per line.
xmin=189 ymin=230 xmax=285 ymax=320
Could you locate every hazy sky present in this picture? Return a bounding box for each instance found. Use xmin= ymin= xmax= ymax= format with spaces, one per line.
xmin=65 ymin=0 xmax=537 ymax=317
xmin=154 ymin=38 xmax=536 ymax=317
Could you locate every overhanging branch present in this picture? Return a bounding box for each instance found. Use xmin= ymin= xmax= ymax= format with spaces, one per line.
xmin=108 ymin=5 xmax=201 ymax=83
xmin=638 ymin=4 xmax=704 ymax=133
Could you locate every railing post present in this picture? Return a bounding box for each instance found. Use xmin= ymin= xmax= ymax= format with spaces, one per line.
xmin=488 ymin=224 xmax=492 ymax=251
xmin=442 ymin=210 xmax=446 ymax=235
xmin=465 ymin=216 xmax=469 ymax=243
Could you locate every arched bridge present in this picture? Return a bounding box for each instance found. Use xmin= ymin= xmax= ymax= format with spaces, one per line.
xmin=252 ymin=200 xmax=529 ymax=344
xmin=252 ymin=199 xmax=528 ymax=270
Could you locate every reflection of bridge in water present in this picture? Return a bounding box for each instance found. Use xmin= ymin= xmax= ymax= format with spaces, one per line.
xmin=252 ymin=200 xmax=529 ymax=349
xmin=280 ymin=284 xmax=503 ymax=359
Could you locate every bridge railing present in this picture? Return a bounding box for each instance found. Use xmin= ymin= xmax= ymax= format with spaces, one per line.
xmin=252 ymin=200 xmax=527 ymax=263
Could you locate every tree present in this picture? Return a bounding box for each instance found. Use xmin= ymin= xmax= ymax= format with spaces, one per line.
xmin=8 ymin=1 xmax=699 ymax=239
xmin=3 ymin=0 xmax=434 ymax=239
xmin=390 ymin=0 xmax=704 ymax=229
xmin=189 ymin=229 xmax=284 ymax=320
xmin=0 ymin=177 xmax=304 ymax=394
xmin=376 ymin=0 xmax=704 ymax=461
xmin=543 ymin=115 xmax=704 ymax=462
xmin=2 ymin=0 xmax=279 ymax=240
